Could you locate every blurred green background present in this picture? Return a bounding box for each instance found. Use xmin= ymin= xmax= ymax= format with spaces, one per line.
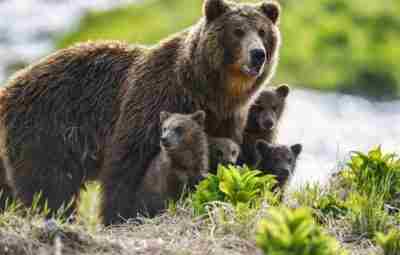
xmin=58 ymin=0 xmax=400 ymax=100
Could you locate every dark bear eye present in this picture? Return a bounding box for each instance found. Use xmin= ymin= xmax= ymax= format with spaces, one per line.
xmin=253 ymin=105 xmax=263 ymax=112
xmin=232 ymin=150 xmax=237 ymax=156
xmin=258 ymin=29 xmax=266 ymax=37
xmin=174 ymin=126 xmax=184 ymax=135
xmin=272 ymin=105 xmax=278 ymax=112
xmin=234 ymin=28 xmax=245 ymax=38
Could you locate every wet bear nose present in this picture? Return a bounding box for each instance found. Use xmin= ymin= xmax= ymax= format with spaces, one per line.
xmin=250 ymin=49 xmax=266 ymax=68
xmin=160 ymin=136 xmax=170 ymax=147
xmin=263 ymin=119 xmax=274 ymax=129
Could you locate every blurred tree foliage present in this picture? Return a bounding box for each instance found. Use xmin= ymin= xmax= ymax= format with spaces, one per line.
xmin=57 ymin=0 xmax=400 ymax=99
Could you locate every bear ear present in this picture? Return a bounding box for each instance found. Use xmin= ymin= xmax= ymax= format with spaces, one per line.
xmin=160 ymin=111 xmax=172 ymax=124
xmin=192 ymin=110 xmax=206 ymax=127
xmin=291 ymin=144 xmax=303 ymax=157
xmin=255 ymin=139 xmax=272 ymax=155
xmin=259 ymin=1 xmax=281 ymax=25
xmin=204 ymin=0 xmax=230 ymax=22
xmin=276 ymin=84 xmax=290 ymax=98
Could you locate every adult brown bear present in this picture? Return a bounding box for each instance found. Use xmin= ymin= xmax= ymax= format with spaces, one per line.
xmin=0 ymin=0 xmax=281 ymax=224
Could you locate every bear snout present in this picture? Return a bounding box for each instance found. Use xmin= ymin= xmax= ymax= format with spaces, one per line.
xmin=250 ymin=48 xmax=266 ymax=71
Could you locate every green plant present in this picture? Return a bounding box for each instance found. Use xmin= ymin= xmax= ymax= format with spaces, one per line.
xmin=345 ymin=192 xmax=390 ymax=239
xmin=340 ymin=147 xmax=400 ymax=207
xmin=256 ymin=207 xmax=345 ymax=255
xmin=191 ymin=165 xmax=277 ymax=215
xmin=375 ymin=228 xmax=400 ymax=255
xmin=292 ymin=184 xmax=348 ymax=221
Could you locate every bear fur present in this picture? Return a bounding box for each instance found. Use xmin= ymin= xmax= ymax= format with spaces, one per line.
xmin=255 ymin=140 xmax=302 ymax=189
xmin=208 ymin=137 xmax=240 ymax=174
xmin=0 ymin=160 xmax=12 ymax=211
xmin=0 ymin=0 xmax=281 ymax=224
xmin=239 ymin=84 xmax=289 ymax=167
xmin=134 ymin=111 xmax=208 ymax=218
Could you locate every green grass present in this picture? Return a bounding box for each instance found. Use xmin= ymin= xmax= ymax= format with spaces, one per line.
xmin=1 ymin=146 xmax=399 ymax=254
xmin=56 ymin=0 xmax=400 ymax=99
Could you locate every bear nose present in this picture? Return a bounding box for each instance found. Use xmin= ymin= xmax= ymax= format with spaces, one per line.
xmin=250 ymin=49 xmax=266 ymax=68
xmin=263 ymin=119 xmax=274 ymax=130
xmin=160 ymin=136 xmax=170 ymax=147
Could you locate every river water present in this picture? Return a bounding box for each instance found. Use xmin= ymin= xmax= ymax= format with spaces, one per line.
xmin=0 ymin=0 xmax=399 ymax=187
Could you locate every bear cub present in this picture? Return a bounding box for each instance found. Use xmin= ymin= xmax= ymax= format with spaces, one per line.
xmin=255 ymin=139 xmax=302 ymax=189
xmin=208 ymin=137 xmax=240 ymax=174
xmin=239 ymin=85 xmax=289 ymax=167
xmin=133 ymin=110 xmax=209 ymax=218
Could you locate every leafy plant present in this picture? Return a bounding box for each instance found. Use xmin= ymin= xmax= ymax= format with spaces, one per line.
xmin=375 ymin=228 xmax=400 ymax=255
xmin=345 ymin=192 xmax=390 ymax=239
xmin=340 ymin=147 xmax=400 ymax=207
xmin=256 ymin=207 xmax=346 ymax=255
xmin=292 ymin=184 xmax=348 ymax=221
xmin=191 ymin=165 xmax=277 ymax=215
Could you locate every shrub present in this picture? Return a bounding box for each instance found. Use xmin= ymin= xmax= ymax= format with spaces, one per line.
xmin=340 ymin=147 xmax=400 ymax=207
xmin=375 ymin=228 xmax=400 ymax=255
xmin=191 ymin=165 xmax=277 ymax=215
xmin=256 ymin=207 xmax=345 ymax=255
xmin=291 ymin=184 xmax=348 ymax=221
xmin=345 ymin=192 xmax=390 ymax=239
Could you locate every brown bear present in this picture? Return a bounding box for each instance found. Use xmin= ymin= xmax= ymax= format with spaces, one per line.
xmin=0 ymin=88 xmax=13 ymax=211
xmin=134 ymin=110 xmax=208 ymax=218
xmin=239 ymin=84 xmax=289 ymax=167
xmin=0 ymin=160 xmax=13 ymax=211
xmin=208 ymin=137 xmax=240 ymax=174
xmin=0 ymin=0 xmax=281 ymax=224
xmin=255 ymin=139 xmax=302 ymax=189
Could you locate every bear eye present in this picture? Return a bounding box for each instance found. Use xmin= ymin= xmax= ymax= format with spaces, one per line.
xmin=232 ymin=150 xmax=237 ymax=156
xmin=253 ymin=105 xmax=263 ymax=112
xmin=258 ymin=29 xmax=266 ymax=37
xmin=272 ymin=105 xmax=278 ymax=112
xmin=234 ymin=28 xmax=245 ymax=38
xmin=174 ymin=126 xmax=184 ymax=135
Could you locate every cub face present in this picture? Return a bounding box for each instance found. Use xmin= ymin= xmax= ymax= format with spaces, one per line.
xmin=159 ymin=111 xmax=206 ymax=152
xmin=159 ymin=110 xmax=207 ymax=186
xmin=246 ymin=85 xmax=289 ymax=133
xmin=255 ymin=139 xmax=302 ymax=187
xmin=209 ymin=137 xmax=240 ymax=173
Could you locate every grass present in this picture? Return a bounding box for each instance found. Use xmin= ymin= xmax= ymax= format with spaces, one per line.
xmin=0 ymin=146 xmax=399 ymax=254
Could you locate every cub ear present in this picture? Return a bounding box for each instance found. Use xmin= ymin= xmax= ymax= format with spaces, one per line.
xmin=255 ymin=139 xmax=272 ymax=155
xmin=259 ymin=1 xmax=281 ymax=25
xmin=276 ymin=84 xmax=290 ymax=98
xmin=204 ymin=0 xmax=230 ymax=22
xmin=291 ymin=144 xmax=303 ymax=157
xmin=160 ymin=111 xmax=172 ymax=124
xmin=192 ymin=110 xmax=206 ymax=127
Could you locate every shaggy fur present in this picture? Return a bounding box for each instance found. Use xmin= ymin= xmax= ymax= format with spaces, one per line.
xmin=0 ymin=0 xmax=281 ymax=224
xmin=255 ymin=140 xmax=302 ymax=189
xmin=134 ymin=111 xmax=208 ymax=218
xmin=239 ymin=85 xmax=289 ymax=167
xmin=0 ymin=160 xmax=12 ymax=211
xmin=208 ymin=137 xmax=240 ymax=174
